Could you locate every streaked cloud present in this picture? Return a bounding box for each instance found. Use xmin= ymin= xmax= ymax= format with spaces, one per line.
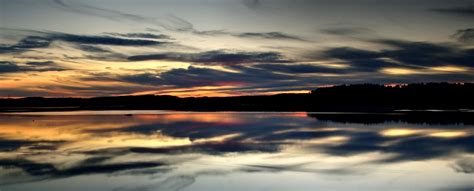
xmin=0 ymin=36 xmax=51 ymax=54
xmin=127 ymin=50 xmax=284 ymax=64
xmin=0 ymin=61 xmax=66 ymax=74
xmin=320 ymin=27 xmax=373 ymax=36
xmin=104 ymin=32 xmax=172 ymax=40
xmin=235 ymin=32 xmax=306 ymax=41
xmin=50 ymin=33 xmax=168 ymax=46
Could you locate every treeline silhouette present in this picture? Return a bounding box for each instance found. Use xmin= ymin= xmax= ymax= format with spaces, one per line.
xmin=0 ymin=82 xmax=473 ymax=112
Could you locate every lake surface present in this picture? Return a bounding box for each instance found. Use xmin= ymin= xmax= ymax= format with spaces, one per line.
xmin=0 ymin=111 xmax=473 ymax=191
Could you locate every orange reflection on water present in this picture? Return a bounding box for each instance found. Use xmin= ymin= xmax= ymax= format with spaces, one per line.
xmin=429 ymin=131 xmax=467 ymax=138
xmin=60 ymin=132 xmax=192 ymax=151
xmin=381 ymin=128 xmax=470 ymax=138
xmin=380 ymin=129 xmax=421 ymax=137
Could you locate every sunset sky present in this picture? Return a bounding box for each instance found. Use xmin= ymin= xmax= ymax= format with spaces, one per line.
xmin=0 ymin=0 xmax=473 ymax=97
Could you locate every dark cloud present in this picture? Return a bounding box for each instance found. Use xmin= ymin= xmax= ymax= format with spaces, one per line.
xmin=192 ymin=29 xmax=229 ymax=36
xmin=320 ymin=47 xmax=395 ymax=72
xmin=379 ymin=39 xmax=474 ymax=67
xmin=117 ymin=64 xmax=297 ymax=89
xmin=56 ymin=162 xmax=165 ymax=177
xmin=0 ymin=139 xmax=34 ymax=152
xmin=0 ymin=138 xmax=64 ymax=152
xmin=75 ymin=45 xmax=111 ymax=53
xmin=258 ymin=130 xmax=343 ymax=141
xmin=235 ymin=32 xmax=305 ymax=41
xmin=320 ymin=27 xmax=373 ymax=36
xmin=119 ymin=73 xmax=161 ymax=86
xmin=0 ymin=61 xmax=66 ymax=73
xmin=130 ymin=142 xmax=279 ymax=155
xmin=319 ymin=40 xmax=474 ymax=71
xmin=0 ymin=36 xmax=51 ymax=54
xmin=240 ymin=163 xmax=356 ymax=175
xmin=254 ymin=63 xmax=349 ymax=74
xmin=452 ymin=28 xmax=474 ymax=43
xmin=115 ymin=58 xmax=473 ymax=94
xmin=0 ymin=61 xmax=25 ymax=73
xmin=105 ymin=32 xmax=172 ymax=40
xmin=25 ymin=61 xmax=56 ymax=66
xmin=432 ymin=6 xmax=474 ymax=17
xmin=13 ymin=36 xmax=51 ymax=49
xmin=51 ymin=33 xmax=167 ymax=46
xmin=1 ymin=32 xmax=168 ymax=55
xmin=0 ymin=159 xmax=165 ymax=177
xmin=323 ymin=47 xmax=380 ymax=60
xmin=127 ymin=50 xmax=284 ymax=64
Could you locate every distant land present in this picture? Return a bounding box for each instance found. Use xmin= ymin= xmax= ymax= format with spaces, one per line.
xmin=1 ymin=83 xmax=473 ymax=113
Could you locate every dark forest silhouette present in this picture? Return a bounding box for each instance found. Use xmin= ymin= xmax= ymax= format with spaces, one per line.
xmin=1 ymin=82 xmax=473 ymax=112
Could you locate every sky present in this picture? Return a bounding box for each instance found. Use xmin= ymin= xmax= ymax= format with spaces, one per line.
xmin=0 ymin=0 xmax=473 ymax=97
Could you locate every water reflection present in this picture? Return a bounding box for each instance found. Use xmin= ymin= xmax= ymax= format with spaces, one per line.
xmin=0 ymin=111 xmax=473 ymax=191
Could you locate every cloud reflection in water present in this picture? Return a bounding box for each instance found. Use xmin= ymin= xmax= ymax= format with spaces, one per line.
xmin=0 ymin=111 xmax=472 ymax=191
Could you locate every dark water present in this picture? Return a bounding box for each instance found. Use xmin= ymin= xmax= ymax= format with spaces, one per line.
xmin=0 ymin=111 xmax=473 ymax=191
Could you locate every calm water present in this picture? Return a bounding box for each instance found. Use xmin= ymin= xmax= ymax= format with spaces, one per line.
xmin=0 ymin=111 xmax=473 ymax=191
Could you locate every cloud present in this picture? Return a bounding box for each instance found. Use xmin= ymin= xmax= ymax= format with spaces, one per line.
xmin=452 ymin=28 xmax=474 ymax=43
xmin=0 ymin=36 xmax=51 ymax=54
xmin=0 ymin=61 xmax=26 ymax=73
xmin=320 ymin=27 xmax=373 ymax=36
xmin=117 ymin=64 xmax=294 ymax=89
xmin=254 ymin=63 xmax=349 ymax=74
xmin=52 ymin=0 xmax=161 ymax=25
xmin=130 ymin=142 xmax=279 ymax=155
xmin=0 ymin=138 xmax=64 ymax=153
xmin=105 ymin=32 xmax=172 ymax=40
xmin=379 ymin=39 xmax=474 ymax=67
xmin=116 ymin=54 xmax=473 ymax=94
xmin=127 ymin=50 xmax=284 ymax=64
xmin=25 ymin=61 xmax=56 ymax=66
xmin=235 ymin=32 xmax=306 ymax=41
xmin=0 ymin=139 xmax=34 ymax=152
xmin=0 ymin=159 xmax=165 ymax=177
xmin=320 ymin=47 xmax=395 ymax=72
xmin=1 ymin=31 xmax=169 ymax=55
xmin=432 ymin=6 xmax=474 ymax=17
xmin=75 ymin=45 xmax=111 ymax=53
xmin=242 ymin=0 xmax=261 ymax=10
xmin=13 ymin=36 xmax=52 ymax=49
xmin=50 ymin=33 xmax=167 ymax=46
xmin=51 ymin=1 xmax=220 ymax=33
xmin=0 ymin=61 xmax=66 ymax=74
xmin=319 ymin=39 xmax=474 ymax=72
xmin=110 ymin=63 xmax=366 ymax=95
